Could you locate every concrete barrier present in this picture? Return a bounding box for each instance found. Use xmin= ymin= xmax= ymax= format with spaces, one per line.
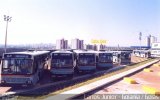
xmin=143 ymin=68 xmax=153 ymax=72
xmin=123 ymin=77 xmax=137 ymax=84
xmin=142 ymin=85 xmax=160 ymax=95
xmin=153 ymin=63 xmax=160 ymax=67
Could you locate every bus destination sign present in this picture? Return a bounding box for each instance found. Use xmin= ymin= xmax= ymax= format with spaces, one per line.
xmin=53 ymin=53 xmax=71 ymax=56
xmin=4 ymin=54 xmax=31 ymax=58
xmin=80 ymin=53 xmax=94 ymax=56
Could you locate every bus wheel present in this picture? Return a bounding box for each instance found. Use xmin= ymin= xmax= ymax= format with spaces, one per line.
xmin=37 ymin=73 xmax=40 ymax=81
xmin=91 ymin=70 xmax=96 ymax=74
xmin=74 ymin=67 xmax=79 ymax=73
xmin=0 ymin=84 xmax=5 ymax=87
xmin=68 ymin=74 xmax=73 ymax=79
xmin=27 ymin=84 xmax=34 ymax=88
xmin=52 ymin=75 xmax=57 ymax=81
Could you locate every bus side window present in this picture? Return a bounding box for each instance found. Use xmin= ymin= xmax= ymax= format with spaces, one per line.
xmin=33 ymin=58 xmax=38 ymax=73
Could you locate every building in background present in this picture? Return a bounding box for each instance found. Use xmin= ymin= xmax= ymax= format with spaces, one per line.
xmin=71 ymin=38 xmax=84 ymax=49
xmin=99 ymin=44 xmax=106 ymax=50
xmin=84 ymin=44 xmax=105 ymax=51
xmin=147 ymin=35 xmax=157 ymax=48
xmin=84 ymin=44 xmax=92 ymax=50
xmin=84 ymin=44 xmax=98 ymax=51
xmin=150 ymin=42 xmax=160 ymax=57
xmin=56 ymin=38 xmax=68 ymax=49
xmin=93 ymin=44 xmax=98 ymax=51
xmin=71 ymin=39 xmax=78 ymax=49
xmin=79 ymin=40 xmax=84 ymax=49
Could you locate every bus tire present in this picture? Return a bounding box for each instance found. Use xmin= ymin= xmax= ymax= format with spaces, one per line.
xmin=79 ymin=70 xmax=82 ymax=74
xmin=91 ymin=70 xmax=96 ymax=74
xmin=37 ymin=73 xmax=40 ymax=82
xmin=68 ymin=74 xmax=73 ymax=79
xmin=27 ymin=84 xmax=34 ymax=88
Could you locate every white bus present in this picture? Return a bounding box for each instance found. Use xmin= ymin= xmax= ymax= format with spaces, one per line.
xmin=133 ymin=50 xmax=150 ymax=58
xmin=0 ymin=50 xmax=50 ymax=86
xmin=96 ymin=51 xmax=113 ymax=69
xmin=150 ymin=49 xmax=160 ymax=58
xmin=150 ymin=42 xmax=160 ymax=58
xmin=50 ymin=50 xmax=75 ymax=78
xmin=74 ymin=50 xmax=96 ymax=73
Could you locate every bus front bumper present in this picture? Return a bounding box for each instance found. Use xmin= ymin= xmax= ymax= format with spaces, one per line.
xmin=50 ymin=68 xmax=74 ymax=75
xmin=77 ymin=66 xmax=96 ymax=72
xmin=97 ymin=63 xmax=113 ymax=68
xmin=1 ymin=76 xmax=33 ymax=86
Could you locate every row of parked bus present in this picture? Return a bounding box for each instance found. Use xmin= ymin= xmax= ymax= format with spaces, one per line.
xmin=132 ymin=50 xmax=151 ymax=58
xmin=112 ymin=50 xmax=132 ymax=64
xmin=0 ymin=49 xmax=131 ymax=86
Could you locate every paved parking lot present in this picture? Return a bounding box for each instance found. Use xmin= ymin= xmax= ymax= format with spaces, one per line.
xmin=87 ymin=61 xmax=160 ymax=97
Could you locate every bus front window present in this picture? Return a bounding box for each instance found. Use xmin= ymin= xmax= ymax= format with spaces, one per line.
xmin=2 ymin=59 xmax=33 ymax=74
xmin=79 ymin=56 xmax=95 ymax=66
xmin=99 ymin=54 xmax=112 ymax=63
xmin=52 ymin=59 xmax=73 ymax=67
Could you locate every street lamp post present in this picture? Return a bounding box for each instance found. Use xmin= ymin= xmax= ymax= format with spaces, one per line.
xmin=139 ymin=32 xmax=142 ymax=50
xmin=4 ymin=15 xmax=12 ymax=53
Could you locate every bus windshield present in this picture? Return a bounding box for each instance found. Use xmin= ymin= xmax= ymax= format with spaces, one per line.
xmin=52 ymin=53 xmax=73 ymax=67
xmin=2 ymin=59 xmax=33 ymax=75
xmin=121 ymin=53 xmax=131 ymax=59
xmin=99 ymin=53 xmax=113 ymax=62
xmin=79 ymin=54 xmax=95 ymax=66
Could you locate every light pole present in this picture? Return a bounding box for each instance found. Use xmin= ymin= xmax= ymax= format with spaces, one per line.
xmin=4 ymin=15 xmax=12 ymax=53
xmin=139 ymin=32 xmax=142 ymax=50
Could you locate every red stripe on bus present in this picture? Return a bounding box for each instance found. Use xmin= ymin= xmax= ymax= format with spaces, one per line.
xmin=1 ymin=74 xmax=33 ymax=77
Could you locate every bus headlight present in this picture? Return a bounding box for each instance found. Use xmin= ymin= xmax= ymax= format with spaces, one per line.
xmin=1 ymin=80 xmax=6 ymax=84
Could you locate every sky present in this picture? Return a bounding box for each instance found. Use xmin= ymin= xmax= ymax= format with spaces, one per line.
xmin=0 ymin=0 xmax=160 ymax=46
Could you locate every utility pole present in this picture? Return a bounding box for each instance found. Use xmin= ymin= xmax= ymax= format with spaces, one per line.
xmin=4 ymin=15 xmax=12 ymax=53
xmin=139 ymin=32 xmax=142 ymax=50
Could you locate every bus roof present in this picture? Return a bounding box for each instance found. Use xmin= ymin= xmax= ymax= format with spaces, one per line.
xmin=52 ymin=50 xmax=73 ymax=54
xmin=96 ymin=51 xmax=113 ymax=54
xmin=4 ymin=50 xmax=50 ymax=56
xmin=133 ymin=50 xmax=150 ymax=53
xmin=74 ymin=50 xmax=96 ymax=54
